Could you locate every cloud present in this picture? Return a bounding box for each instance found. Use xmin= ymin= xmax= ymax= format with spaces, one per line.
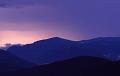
xmin=0 ymin=0 xmax=120 ymax=39
xmin=0 ymin=0 xmax=46 ymax=8
xmin=0 ymin=0 xmax=58 ymax=8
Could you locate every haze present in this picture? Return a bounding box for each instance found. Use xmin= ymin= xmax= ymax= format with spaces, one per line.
xmin=0 ymin=0 xmax=120 ymax=46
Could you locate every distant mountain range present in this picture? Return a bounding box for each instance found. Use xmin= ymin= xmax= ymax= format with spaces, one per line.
xmin=0 ymin=37 xmax=120 ymax=75
xmin=1 ymin=56 xmax=120 ymax=76
xmin=7 ymin=37 xmax=120 ymax=64
xmin=0 ymin=49 xmax=35 ymax=72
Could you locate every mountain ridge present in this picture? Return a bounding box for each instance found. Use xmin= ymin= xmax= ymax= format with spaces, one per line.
xmin=7 ymin=37 xmax=120 ymax=64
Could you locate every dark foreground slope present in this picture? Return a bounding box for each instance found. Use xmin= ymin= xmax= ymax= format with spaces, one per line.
xmin=0 ymin=49 xmax=35 ymax=72
xmin=2 ymin=56 xmax=120 ymax=76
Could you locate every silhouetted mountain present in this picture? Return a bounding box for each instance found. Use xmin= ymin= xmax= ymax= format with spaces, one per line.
xmin=7 ymin=37 xmax=79 ymax=64
xmin=0 ymin=49 xmax=35 ymax=72
xmin=79 ymin=37 xmax=120 ymax=60
xmin=7 ymin=37 xmax=120 ymax=64
xmin=2 ymin=56 xmax=120 ymax=76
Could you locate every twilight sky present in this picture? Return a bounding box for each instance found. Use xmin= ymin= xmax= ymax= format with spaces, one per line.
xmin=0 ymin=0 xmax=120 ymax=46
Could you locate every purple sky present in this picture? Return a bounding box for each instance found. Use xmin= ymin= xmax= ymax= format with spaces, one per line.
xmin=0 ymin=0 xmax=120 ymax=45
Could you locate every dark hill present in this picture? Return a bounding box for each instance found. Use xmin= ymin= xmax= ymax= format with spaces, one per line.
xmin=7 ymin=37 xmax=120 ymax=64
xmin=7 ymin=37 xmax=79 ymax=64
xmin=2 ymin=56 xmax=120 ymax=76
xmin=0 ymin=49 xmax=35 ymax=72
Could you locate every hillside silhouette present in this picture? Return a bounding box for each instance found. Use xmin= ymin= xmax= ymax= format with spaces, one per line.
xmin=7 ymin=37 xmax=120 ymax=64
xmin=0 ymin=37 xmax=119 ymax=75
xmin=0 ymin=49 xmax=35 ymax=72
xmin=1 ymin=56 xmax=120 ymax=76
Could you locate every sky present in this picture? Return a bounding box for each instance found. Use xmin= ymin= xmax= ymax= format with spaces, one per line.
xmin=0 ymin=0 xmax=120 ymax=46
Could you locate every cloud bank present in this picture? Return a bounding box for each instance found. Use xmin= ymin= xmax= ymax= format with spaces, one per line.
xmin=0 ymin=0 xmax=120 ymax=41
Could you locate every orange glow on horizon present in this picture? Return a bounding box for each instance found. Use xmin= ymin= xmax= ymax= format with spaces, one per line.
xmin=0 ymin=31 xmax=49 ymax=46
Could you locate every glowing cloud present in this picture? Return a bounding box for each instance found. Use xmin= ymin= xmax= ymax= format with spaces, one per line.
xmin=0 ymin=31 xmax=49 ymax=46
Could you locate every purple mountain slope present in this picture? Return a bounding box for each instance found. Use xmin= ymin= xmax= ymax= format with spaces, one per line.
xmin=7 ymin=37 xmax=120 ymax=64
xmin=0 ymin=49 xmax=35 ymax=72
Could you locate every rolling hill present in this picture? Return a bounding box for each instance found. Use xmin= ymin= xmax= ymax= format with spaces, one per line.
xmin=7 ymin=37 xmax=120 ymax=64
xmin=2 ymin=56 xmax=120 ymax=76
xmin=0 ymin=49 xmax=35 ymax=72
